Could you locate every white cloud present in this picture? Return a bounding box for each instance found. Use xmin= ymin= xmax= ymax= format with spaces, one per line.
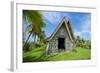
xmin=74 ymin=30 xmax=82 ymax=38
xmin=74 ymin=15 xmax=91 ymax=40
xmin=42 ymin=12 xmax=62 ymax=25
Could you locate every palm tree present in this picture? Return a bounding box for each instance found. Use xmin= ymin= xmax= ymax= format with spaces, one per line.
xmin=23 ymin=10 xmax=45 ymax=49
xmin=39 ymin=31 xmax=46 ymax=43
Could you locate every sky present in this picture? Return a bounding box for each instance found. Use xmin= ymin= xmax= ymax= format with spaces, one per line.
xmin=42 ymin=11 xmax=91 ymax=40
xmin=23 ymin=11 xmax=91 ymax=41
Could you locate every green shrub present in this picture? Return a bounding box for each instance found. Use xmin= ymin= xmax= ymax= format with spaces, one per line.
xmin=35 ymin=42 xmax=44 ymax=48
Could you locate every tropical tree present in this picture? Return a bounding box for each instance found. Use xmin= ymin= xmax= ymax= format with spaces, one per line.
xmin=39 ymin=31 xmax=46 ymax=42
xmin=84 ymin=40 xmax=91 ymax=49
xmin=23 ymin=10 xmax=45 ymax=50
xmin=75 ymin=36 xmax=91 ymax=49
xmin=75 ymin=36 xmax=81 ymax=47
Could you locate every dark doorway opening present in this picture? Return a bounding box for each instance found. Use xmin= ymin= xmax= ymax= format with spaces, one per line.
xmin=58 ymin=38 xmax=65 ymax=50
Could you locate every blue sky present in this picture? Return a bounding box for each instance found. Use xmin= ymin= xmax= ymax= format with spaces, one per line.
xmin=23 ymin=11 xmax=91 ymax=41
xmin=42 ymin=11 xmax=91 ymax=40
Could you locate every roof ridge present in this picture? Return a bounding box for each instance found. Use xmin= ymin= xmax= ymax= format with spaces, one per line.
xmin=47 ymin=17 xmax=74 ymax=42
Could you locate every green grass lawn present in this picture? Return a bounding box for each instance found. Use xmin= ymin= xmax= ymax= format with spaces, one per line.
xmin=23 ymin=46 xmax=91 ymax=62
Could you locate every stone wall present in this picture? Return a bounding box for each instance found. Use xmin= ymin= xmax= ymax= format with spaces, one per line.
xmin=47 ymin=24 xmax=74 ymax=55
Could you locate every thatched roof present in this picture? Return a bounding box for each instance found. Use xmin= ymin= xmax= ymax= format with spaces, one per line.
xmin=47 ymin=17 xmax=75 ymax=42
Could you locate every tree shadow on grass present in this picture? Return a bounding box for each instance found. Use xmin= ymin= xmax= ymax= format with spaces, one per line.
xmin=23 ymin=56 xmax=38 ymax=62
xmin=23 ymin=51 xmax=59 ymax=62
xmin=23 ymin=51 xmax=47 ymax=62
xmin=23 ymin=47 xmax=60 ymax=62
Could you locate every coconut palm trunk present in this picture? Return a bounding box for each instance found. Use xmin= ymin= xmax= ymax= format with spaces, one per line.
xmin=23 ymin=32 xmax=31 ymax=49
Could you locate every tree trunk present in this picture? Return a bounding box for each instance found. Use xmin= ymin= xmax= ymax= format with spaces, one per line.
xmin=33 ymin=35 xmax=37 ymax=48
xmin=23 ymin=32 xmax=31 ymax=49
xmin=34 ymin=35 xmax=36 ymax=43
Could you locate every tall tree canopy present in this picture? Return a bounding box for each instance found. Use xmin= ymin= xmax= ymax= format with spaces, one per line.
xmin=23 ymin=10 xmax=46 ymax=50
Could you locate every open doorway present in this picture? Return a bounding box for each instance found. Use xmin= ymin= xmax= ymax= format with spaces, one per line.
xmin=58 ymin=38 xmax=65 ymax=50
